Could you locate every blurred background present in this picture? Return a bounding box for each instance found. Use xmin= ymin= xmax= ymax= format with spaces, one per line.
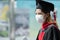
xmin=0 ymin=0 xmax=9 ymax=40
xmin=0 ymin=0 xmax=60 ymax=40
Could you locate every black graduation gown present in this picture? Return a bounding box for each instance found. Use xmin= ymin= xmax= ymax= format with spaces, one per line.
xmin=36 ymin=24 xmax=60 ymax=40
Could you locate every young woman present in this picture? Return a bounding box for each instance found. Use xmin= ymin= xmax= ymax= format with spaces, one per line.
xmin=35 ymin=0 xmax=60 ymax=40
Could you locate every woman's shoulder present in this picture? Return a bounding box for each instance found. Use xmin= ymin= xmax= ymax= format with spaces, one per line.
xmin=43 ymin=24 xmax=60 ymax=40
xmin=45 ymin=24 xmax=59 ymax=32
xmin=48 ymin=24 xmax=58 ymax=29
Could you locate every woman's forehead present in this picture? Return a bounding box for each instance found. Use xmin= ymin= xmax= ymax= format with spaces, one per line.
xmin=35 ymin=9 xmax=42 ymax=13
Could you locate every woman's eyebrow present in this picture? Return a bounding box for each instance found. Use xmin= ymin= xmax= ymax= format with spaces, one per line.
xmin=38 ymin=13 xmax=42 ymax=14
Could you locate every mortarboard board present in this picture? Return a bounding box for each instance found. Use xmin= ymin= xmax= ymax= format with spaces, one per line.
xmin=36 ymin=0 xmax=54 ymax=13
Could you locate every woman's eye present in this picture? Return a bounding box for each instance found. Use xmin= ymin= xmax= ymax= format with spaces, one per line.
xmin=38 ymin=13 xmax=41 ymax=15
xmin=35 ymin=13 xmax=42 ymax=15
xmin=38 ymin=13 xmax=42 ymax=15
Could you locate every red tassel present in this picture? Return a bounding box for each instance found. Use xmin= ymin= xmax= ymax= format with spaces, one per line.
xmin=54 ymin=10 xmax=57 ymax=21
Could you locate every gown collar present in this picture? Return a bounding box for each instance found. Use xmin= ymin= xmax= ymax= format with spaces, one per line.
xmin=42 ymin=22 xmax=56 ymax=30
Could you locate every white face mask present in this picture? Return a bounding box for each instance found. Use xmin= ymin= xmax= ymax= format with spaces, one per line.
xmin=35 ymin=15 xmax=44 ymax=23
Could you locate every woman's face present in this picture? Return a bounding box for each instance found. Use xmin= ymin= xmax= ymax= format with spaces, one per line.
xmin=35 ymin=9 xmax=47 ymax=20
xmin=35 ymin=9 xmax=49 ymax=23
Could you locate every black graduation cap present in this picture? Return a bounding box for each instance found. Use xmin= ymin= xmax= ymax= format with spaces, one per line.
xmin=36 ymin=0 xmax=54 ymax=13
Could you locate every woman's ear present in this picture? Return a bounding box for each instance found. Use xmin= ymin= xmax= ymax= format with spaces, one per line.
xmin=44 ymin=13 xmax=49 ymax=20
